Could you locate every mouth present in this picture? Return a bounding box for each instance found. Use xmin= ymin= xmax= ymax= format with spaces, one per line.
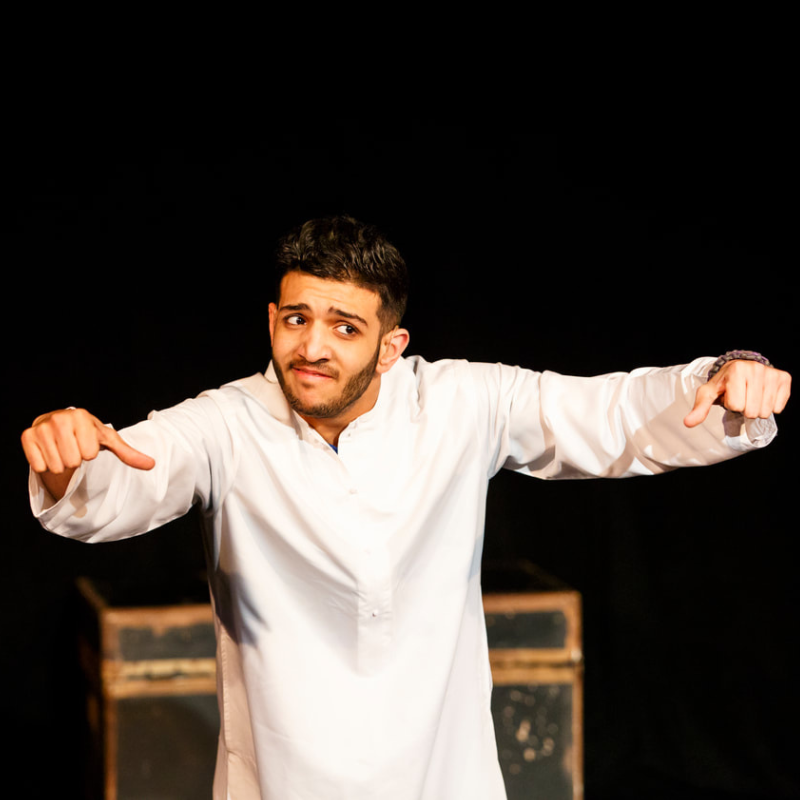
xmin=290 ymin=363 xmax=337 ymax=381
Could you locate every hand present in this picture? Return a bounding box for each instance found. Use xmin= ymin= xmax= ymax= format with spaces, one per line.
xmin=684 ymin=360 xmax=792 ymax=428
xmin=22 ymin=408 xmax=155 ymax=500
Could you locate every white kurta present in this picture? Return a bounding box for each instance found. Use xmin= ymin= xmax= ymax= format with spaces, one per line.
xmin=30 ymin=356 xmax=776 ymax=799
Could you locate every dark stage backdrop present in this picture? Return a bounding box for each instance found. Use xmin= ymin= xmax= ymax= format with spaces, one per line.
xmin=5 ymin=119 xmax=796 ymax=798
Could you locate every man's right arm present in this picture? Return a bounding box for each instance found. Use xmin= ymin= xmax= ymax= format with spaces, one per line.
xmin=21 ymin=408 xmax=156 ymax=502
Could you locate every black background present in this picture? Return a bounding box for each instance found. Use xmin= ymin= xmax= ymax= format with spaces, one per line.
xmin=4 ymin=86 xmax=796 ymax=799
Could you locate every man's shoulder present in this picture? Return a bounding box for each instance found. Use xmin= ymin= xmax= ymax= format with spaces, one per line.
xmin=395 ymin=354 xmax=474 ymax=380
xmin=388 ymin=356 xmax=513 ymax=403
xmin=219 ymin=371 xmax=273 ymax=398
xmin=147 ymin=372 xmax=282 ymax=425
xmin=211 ymin=369 xmax=294 ymax=428
xmin=396 ymin=355 xmax=526 ymax=387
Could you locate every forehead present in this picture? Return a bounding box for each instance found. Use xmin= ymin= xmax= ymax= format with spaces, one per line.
xmin=277 ymin=272 xmax=382 ymax=325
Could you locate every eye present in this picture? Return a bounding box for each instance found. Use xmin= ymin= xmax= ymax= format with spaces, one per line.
xmin=284 ymin=314 xmax=306 ymax=326
xmin=335 ymin=323 xmax=359 ymax=337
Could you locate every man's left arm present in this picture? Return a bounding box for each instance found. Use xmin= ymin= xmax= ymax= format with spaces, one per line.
xmin=473 ymin=350 xmax=791 ymax=481
xmin=684 ymin=353 xmax=792 ymax=429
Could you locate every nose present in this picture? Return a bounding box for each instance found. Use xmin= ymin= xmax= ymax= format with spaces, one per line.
xmin=297 ymin=321 xmax=331 ymax=363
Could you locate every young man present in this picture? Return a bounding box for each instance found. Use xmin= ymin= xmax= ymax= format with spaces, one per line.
xmin=23 ymin=217 xmax=791 ymax=799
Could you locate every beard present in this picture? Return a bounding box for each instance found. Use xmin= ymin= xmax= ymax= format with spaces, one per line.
xmin=273 ymin=344 xmax=381 ymax=420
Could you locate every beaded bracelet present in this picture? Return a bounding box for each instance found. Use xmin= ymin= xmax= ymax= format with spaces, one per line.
xmin=707 ymin=350 xmax=772 ymax=381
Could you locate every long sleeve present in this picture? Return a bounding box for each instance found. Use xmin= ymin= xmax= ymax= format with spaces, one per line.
xmin=471 ymin=356 xmax=777 ymax=480
xmin=29 ymin=390 xmax=237 ymax=543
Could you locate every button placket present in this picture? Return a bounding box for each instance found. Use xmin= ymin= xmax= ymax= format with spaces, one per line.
xmin=357 ymin=545 xmax=393 ymax=675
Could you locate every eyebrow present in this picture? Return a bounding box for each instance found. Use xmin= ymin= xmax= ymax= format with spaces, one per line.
xmin=279 ymin=303 xmax=370 ymax=328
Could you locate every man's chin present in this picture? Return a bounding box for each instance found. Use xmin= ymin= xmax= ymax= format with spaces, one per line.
xmin=283 ymin=386 xmax=335 ymax=418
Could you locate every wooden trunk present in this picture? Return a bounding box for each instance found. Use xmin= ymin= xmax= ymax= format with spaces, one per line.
xmin=77 ymin=577 xmax=218 ymax=800
xmin=483 ymin=561 xmax=584 ymax=800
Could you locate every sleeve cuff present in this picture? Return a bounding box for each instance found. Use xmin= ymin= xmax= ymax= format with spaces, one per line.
xmin=723 ymin=413 xmax=778 ymax=452
xmin=28 ymin=464 xmax=84 ymax=520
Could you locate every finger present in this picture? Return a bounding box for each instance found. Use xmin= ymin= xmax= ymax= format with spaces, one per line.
xmin=48 ymin=411 xmax=88 ymax=470
xmin=774 ymin=371 xmax=792 ymax=414
xmin=97 ymin=428 xmax=156 ymax=470
xmin=73 ymin=411 xmax=102 ymax=463
xmin=20 ymin=431 xmax=48 ymax=473
xmin=741 ymin=368 xmax=765 ymax=419
xmin=684 ymin=385 xmax=719 ymax=428
xmin=30 ymin=424 xmax=68 ymax=474
xmin=718 ymin=371 xmax=747 ymax=415
xmin=757 ymin=369 xmax=779 ymax=419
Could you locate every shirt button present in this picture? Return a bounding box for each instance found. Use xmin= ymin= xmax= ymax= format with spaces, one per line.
xmin=349 ymin=487 xmax=358 ymax=495
xmin=372 ymin=610 xmax=380 ymax=617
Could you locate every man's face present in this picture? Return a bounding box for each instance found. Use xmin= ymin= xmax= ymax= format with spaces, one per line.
xmin=268 ymin=272 xmax=393 ymax=428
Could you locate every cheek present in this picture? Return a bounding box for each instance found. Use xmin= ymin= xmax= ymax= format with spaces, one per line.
xmin=269 ymin=331 xmax=290 ymax=361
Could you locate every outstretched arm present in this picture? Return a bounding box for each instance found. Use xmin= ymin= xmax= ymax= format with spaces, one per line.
xmin=684 ymin=356 xmax=791 ymax=429
xmin=21 ymin=408 xmax=155 ymax=501
xmin=475 ymin=352 xmax=788 ymax=482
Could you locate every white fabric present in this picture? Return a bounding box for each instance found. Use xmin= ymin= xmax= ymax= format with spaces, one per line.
xmin=30 ymin=356 xmax=776 ymax=799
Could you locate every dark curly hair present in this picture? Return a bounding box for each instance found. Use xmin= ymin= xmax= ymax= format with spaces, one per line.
xmin=274 ymin=216 xmax=409 ymax=331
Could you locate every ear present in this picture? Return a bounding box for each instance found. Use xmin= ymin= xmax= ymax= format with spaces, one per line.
xmin=268 ymin=303 xmax=278 ymax=345
xmin=376 ymin=327 xmax=410 ymax=375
